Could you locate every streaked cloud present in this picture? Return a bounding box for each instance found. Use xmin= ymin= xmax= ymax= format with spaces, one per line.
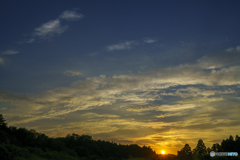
xmin=197 ymin=55 xmax=223 ymax=69
xmin=26 ymin=39 xmax=35 ymax=43
xmin=226 ymin=47 xmax=234 ymax=52
xmin=126 ymin=106 xmax=157 ymax=112
xmin=81 ymin=112 xmax=120 ymax=118
xmin=226 ymin=45 xmax=240 ymax=52
xmin=64 ymin=70 xmax=83 ymax=76
xmin=2 ymin=2 xmax=240 ymax=155
xmin=143 ymin=38 xmax=157 ymax=43
xmin=1 ymin=47 xmax=240 ymax=154
xmin=0 ymin=90 xmax=36 ymax=102
xmin=156 ymin=104 xmax=197 ymax=112
xmin=34 ymin=19 xmax=68 ymax=38
xmin=2 ymin=50 xmax=19 ymax=55
xmin=155 ymin=112 xmax=186 ymax=118
xmin=106 ymin=41 xmax=139 ymax=51
xmin=197 ymin=45 xmax=240 ymax=69
xmin=59 ymin=10 xmax=84 ymax=21
xmin=173 ymin=87 xmax=235 ymax=98
xmin=237 ymin=46 xmax=240 ymax=52
xmin=22 ymin=10 xmax=84 ymax=43
xmin=88 ymin=52 xmax=98 ymax=56
xmin=18 ymin=38 xmax=35 ymax=44
xmin=2 ymin=62 xmax=240 ymax=124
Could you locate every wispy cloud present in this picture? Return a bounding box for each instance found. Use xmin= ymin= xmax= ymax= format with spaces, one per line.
xmin=1 ymin=45 xmax=240 ymax=152
xmin=1 ymin=61 xmax=240 ymax=154
xmin=2 ymin=62 xmax=240 ymax=124
xmin=34 ymin=19 xmax=68 ymax=39
xmin=22 ymin=10 xmax=84 ymax=43
xmin=197 ymin=45 xmax=240 ymax=69
xmin=64 ymin=70 xmax=83 ymax=76
xmin=2 ymin=50 xmax=19 ymax=55
xmin=107 ymin=41 xmax=139 ymax=51
xmin=174 ymin=87 xmax=234 ymax=98
xmin=156 ymin=104 xmax=197 ymax=112
xmin=81 ymin=112 xmax=120 ymax=118
xmin=226 ymin=45 xmax=240 ymax=52
xmin=18 ymin=39 xmax=35 ymax=44
xmin=143 ymin=38 xmax=157 ymax=43
xmin=197 ymin=55 xmax=222 ymax=69
xmin=59 ymin=10 xmax=84 ymax=21
xmin=26 ymin=39 xmax=35 ymax=43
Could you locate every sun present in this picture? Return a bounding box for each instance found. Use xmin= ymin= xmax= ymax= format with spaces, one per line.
xmin=161 ymin=150 xmax=165 ymax=154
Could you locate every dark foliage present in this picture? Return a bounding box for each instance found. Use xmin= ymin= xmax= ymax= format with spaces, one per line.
xmin=0 ymin=114 xmax=239 ymax=160
xmin=220 ymin=135 xmax=240 ymax=153
xmin=0 ymin=114 xmax=7 ymax=131
xmin=0 ymin=114 xmax=158 ymax=160
xmin=177 ymin=137 xmax=240 ymax=160
xmin=193 ymin=139 xmax=207 ymax=155
xmin=177 ymin=143 xmax=193 ymax=160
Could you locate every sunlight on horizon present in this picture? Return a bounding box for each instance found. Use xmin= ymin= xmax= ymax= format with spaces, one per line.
xmin=1 ymin=1 xmax=240 ymax=158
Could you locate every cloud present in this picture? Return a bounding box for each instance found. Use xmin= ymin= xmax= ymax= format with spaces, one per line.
xmin=59 ymin=10 xmax=84 ymax=20
xmin=0 ymin=57 xmax=4 ymax=64
xmin=197 ymin=45 xmax=240 ymax=69
xmin=0 ymin=91 xmax=33 ymax=102
xmin=2 ymin=50 xmax=19 ymax=55
xmin=64 ymin=70 xmax=83 ymax=76
xmin=155 ymin=112 xmax=186 ymax=118
xmin=1 ymin=58 xmax=240 ymax=154
xmin=197 ymin=55 xmax=224 ymax=69
xmin=34 ymin=19 xmax=68 ymax=38
xmin=1 ymin=70 xmax=240 ymax=156
xmin=126 ymin=106 xmax=157 ymax=112
xmin=26 ymin=39 xmax=35 ymax=43
xmin=2 ymin=63 xmax=240 ymax=125
xmin=156 ymin=104 xmax=197 ymax=112
xmin=106 ymin=41 xmax=139 ymax=51
xmin=226 ymin=45 xmax=240 ymax=52
xmin=21 ymin=10 xmax=84 ymax=43
xmin=81 ymin=112 xmax=120 ymax=118
xmin=173 ymin=87 xmax=235 ymax=98
xmin=18 ymin=39 xmax=35 ymax=44
xmin=226 ymin=47 xmax=234 ymax=52
xmin=143 ymin=38 xmax=157 ymax=43
xmin=237 ymin=46 xmax=240 ymax=52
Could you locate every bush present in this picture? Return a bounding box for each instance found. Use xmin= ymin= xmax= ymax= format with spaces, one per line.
xmin=0 ymin=144 xmax=11 ymax=159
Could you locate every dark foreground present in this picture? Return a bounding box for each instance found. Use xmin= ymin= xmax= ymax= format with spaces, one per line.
xmin=0 ymin=114 xmax=239 ymax=160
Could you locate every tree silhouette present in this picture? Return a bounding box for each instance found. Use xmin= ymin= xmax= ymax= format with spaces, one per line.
xmin=235 ymin=135 xmax=240 ymax=141
xmin=177 ymin=144 xmax=193 ymax=160
xmin=2 ymin=114 xmax=240 ymax=160
xmin=221 ymin=135 xmax=240 ymax=153
xmin=193 ymin=139 xmax=207 ymax=155
xmin=206 ymin=147 xmax=211 ymax=154
xmin=0 ymin=114 xmax=7 ymax=131
xmin=211 ymin=143 xmax=221 ymax=152
xmin=235 ymin=135 xmax=240 ymax=154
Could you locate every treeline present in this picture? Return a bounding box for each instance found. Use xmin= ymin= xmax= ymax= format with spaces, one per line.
xmin=177 ymin=137 xmax=240 ymax=160
xmin=1 ymin=114 xmax=240 ymax=160
xmin=0 ymin=114 xmax=158 ymax=160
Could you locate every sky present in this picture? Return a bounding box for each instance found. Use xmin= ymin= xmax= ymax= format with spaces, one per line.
xmin=1 ymin=0 xmax=240 ymax=155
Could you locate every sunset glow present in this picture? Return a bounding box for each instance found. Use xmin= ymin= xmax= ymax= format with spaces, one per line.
xmin=1 ymin=1 xmax=240 ymax=156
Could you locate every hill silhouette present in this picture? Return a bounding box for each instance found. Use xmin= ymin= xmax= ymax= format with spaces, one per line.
xmin=0 ymin=114 xmax=239 ymax=160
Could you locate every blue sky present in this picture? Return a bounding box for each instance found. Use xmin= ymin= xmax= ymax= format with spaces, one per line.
xmin=1 ymin=0 xmax=240 ymax=154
